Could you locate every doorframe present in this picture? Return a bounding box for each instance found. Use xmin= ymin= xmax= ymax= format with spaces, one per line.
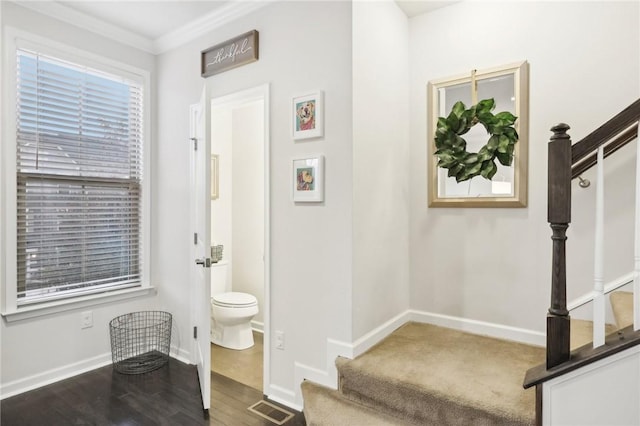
xmin=210 ymin=84 xmax=271 ymax=392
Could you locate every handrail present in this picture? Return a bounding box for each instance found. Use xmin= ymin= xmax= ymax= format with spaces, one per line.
xmin=572 ymin=125 xmax=638 ymax=178
xmin=572 ymin=99 xmax=640 ymax=164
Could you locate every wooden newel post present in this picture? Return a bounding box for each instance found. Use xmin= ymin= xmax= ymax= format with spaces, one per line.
xmin=547 ymin=123 xmax=572 ymax=369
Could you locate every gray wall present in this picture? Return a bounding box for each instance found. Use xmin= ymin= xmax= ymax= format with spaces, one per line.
xmin=408 ymin=1 xmax=640 ymax=332
xmin=155 ymin=0 xmax=353 ymax=399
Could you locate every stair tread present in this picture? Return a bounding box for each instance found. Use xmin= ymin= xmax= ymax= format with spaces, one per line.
xmin=611 ymin=291 xmax=634 ymax=329
xmin=337 ymin=322 xmax=544 ymax=426
xmin=570 ymin=318 xmax=617 ymax=350
xmin=301 ymin=380 xmax=411 ymax=426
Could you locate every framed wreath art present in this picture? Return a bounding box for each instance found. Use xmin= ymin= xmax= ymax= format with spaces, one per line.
xmin=427 ymin=61 xmax=529 ymax=208
xmin=434 ymin=98 xmax=518 ymax=183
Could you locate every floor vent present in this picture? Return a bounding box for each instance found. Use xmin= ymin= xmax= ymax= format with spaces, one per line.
xmin=247 ymin=400 xmax=294 ymax=425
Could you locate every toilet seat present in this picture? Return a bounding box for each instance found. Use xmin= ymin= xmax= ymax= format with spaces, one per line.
xmin=212 ymin=292 xmax=257 ymax=308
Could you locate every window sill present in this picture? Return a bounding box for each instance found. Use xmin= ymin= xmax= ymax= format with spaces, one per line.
xmin=1 ymin=286 xmax=157 ymax=323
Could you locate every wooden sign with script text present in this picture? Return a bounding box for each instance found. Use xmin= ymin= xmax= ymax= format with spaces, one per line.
xmin=201 ymin=30 xmax=259 ymax=78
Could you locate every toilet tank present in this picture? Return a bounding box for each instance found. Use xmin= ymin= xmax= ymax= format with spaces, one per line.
xmin=210 ymin=260 xmax=231 ymax=295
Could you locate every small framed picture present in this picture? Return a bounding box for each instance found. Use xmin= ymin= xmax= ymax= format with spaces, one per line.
xmin=292 ymin=156 xmax=324 ymax=202
xmin=292 ymin=90 xmax=324 ymax=140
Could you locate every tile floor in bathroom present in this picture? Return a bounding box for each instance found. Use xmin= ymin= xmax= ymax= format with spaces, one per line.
xmin=211 ymin=330 xmax=263 ymax=391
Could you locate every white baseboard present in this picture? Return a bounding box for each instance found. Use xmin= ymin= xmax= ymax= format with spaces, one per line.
xmin=293 ymin=338 xmax=353 ymax=406
xmin=1 ymin=349 xmax=193 ymax=401
xmin=352 ymin=311 xmax=412 ymax=357
xmin=0 ymin=352 xmax=112 ymax=400
xmin=267 ymin=384 xmax=302 ymax=412
xmin=251 ymin=320 xmax=264 ymax=333
xmin=292 ymin=312 xmax=411 ymax=407
xmin=409 ymin=310 xmax=545 ymax=347
xmin=171 ymin=345 xmax=192 ymax=365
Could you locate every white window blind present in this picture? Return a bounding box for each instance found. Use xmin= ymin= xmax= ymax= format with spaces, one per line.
xmin=16 ymin=48 xmax=144 ymax=305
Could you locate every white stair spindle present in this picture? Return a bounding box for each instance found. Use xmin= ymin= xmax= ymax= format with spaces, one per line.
xmin=593 ymin=145 xmax=605 ymax=347
xmin=634 ymin=122 xmax=640 ymax=331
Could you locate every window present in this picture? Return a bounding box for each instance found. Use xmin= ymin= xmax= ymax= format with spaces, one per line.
xmin=6 ymin=37 xmax=149 ymax=310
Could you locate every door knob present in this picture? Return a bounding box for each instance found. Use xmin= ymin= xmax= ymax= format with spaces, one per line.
xmin=195 ymin=258 xmax=211 ymax=267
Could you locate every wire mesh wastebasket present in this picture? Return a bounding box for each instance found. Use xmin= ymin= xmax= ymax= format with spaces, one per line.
xmin=109 ymin=311 xmax=172 ymax=374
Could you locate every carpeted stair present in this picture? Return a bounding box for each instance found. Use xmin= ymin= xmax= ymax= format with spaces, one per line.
xmin=570 ymin=290 xmax=634 ymax=349
xmin=303 ymin=322 xmax=544 ymax=425
xmin=302 ymin=291 xmax=635 ymax=425
xmin=611 ymin=291 xmax=633 ymax=329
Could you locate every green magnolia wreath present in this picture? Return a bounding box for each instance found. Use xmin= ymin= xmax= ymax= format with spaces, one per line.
xmin=434 ymin=98 xmax=518 ymax=183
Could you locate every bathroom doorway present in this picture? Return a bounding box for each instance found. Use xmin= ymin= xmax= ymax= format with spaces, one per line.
xmin=209 ymin=84 xmax=270 ymax=393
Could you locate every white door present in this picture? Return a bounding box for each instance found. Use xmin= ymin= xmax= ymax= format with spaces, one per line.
xmin=189 ymin=87 xmax=211 ymax=415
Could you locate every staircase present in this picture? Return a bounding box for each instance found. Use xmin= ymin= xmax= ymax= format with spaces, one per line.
xmin=301 ymin=291 xmax=634 ymax=425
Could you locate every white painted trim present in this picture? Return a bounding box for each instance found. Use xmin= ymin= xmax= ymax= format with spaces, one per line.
xmin=251 ymin=320 xmax=264 ymax=333
xmin=10 ymin=0 xmax=275 ymax=55
xmin=10 ymin=1 xmax=155 ymax=53
xmin=0 ymin=352 xmax=112 ymax=399
xmin=410 ymin=310 xmax=546 ymax=347
xmin=568 ymin=272 xmax=634 ymax=311
xmin=267 ymin=384 xmax=302 ymax=412
xmin=2 ymin=27 xmax=154 ymax=321
xmin=352 ymin=311 xmax=412 ymax=357
xmin=2 ymin=287 xmax=157 ymax=322
xmin=210 ymin=83 xmax=271 ymax=398
xmin=154 ymin=1 xmax=274 ymax=54
xmin=170 ymin=345 xmax=192 ymax=366
xmin=293 ymin=338 xmax=354 ymax=407
xmin=0 ymin=352 xmax=192 ymax=400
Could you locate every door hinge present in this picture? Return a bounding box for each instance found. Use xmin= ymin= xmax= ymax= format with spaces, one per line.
xmin=191 ymin=137 xmax=198 ymax=150
xmin=193 ymin=232 xmax=198 ymax=245
xmin=193 ymin=326 xmax=198 ymax=339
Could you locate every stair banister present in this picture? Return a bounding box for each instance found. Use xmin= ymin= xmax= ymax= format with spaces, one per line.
xmin=592 ymin=145 xmax=605 ymax=347
xmin=526 ymin=101 xmax=640 ymax=420
xmin=546 ymin=123 xmax=572 ymax=369
xmin=635 ymin=121 xmax=640 ymax=331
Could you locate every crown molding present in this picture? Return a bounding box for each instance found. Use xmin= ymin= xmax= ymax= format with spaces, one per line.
xmin=154 ymin=1 xmax=274 ymax=54
xmin=11 ymin=1 xmax=274 ymax=56
xmin=12 ymin=1 xmax=155 ymax=53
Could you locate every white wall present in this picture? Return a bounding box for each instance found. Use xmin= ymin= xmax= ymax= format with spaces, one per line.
xmin=409 ymin=1 xmax=640 ymax=333
xmin=232 ymin=101 xmax=265 ymax=324
xmin=156 ymin=1 xmax=353 ymax=400
xmin=0 ymin=2 xmax=158 ymax=394
xmin=352 ymin=1 xmax=411 ymax=340
xmin=211 ymin=105 xmax=233 ymax=252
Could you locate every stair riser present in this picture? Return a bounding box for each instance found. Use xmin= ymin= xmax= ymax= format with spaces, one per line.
xmin=339 ymin=372 xmax=534 ymax=426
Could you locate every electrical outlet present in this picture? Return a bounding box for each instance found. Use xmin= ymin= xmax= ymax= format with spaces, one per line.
xmin=81 ymin=311 xmax=93 ymax=329
xmin=275 ymin=330 xmax=285 ymax=350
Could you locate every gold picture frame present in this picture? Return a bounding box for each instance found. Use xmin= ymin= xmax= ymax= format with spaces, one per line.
xmin=427 ymin=61 xmax=529 ymax=208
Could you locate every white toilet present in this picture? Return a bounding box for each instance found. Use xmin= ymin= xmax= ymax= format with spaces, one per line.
xmin=210 ymin=261 xmax=259 ymax=350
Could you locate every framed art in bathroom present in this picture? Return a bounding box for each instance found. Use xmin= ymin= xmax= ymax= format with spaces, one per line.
xmin=211 ymin=154 xmax=219 ymax=200
xmin=292 ymin=156 xmax=324 ymax=202
xmin=292 ymin=90 xmax=324 ymax=140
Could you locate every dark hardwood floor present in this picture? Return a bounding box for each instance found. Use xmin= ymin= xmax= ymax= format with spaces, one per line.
xmin=1 ymin=358 xmax=306 ymax=426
